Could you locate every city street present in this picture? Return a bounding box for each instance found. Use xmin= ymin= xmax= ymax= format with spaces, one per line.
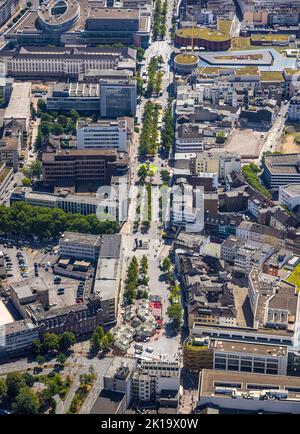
xmin=118 ymin=2 xmax=180 ymax=356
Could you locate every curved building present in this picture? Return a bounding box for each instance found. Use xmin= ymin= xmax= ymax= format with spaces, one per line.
xmin=174 ymin=54 xmax=199 ymax=73
xmin=37 ymin=0 xmax=80 ymax=34
xmin=175 ymin=28 xmax=231 ymax=51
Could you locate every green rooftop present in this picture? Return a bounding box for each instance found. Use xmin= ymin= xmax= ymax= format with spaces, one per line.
xmin=175 ymin=54 xmax=198 ymax=64
xmin=251 ymin=33 xmax=289 ymax=42
xmin=176 ymin=27 xmax=231 ymax=42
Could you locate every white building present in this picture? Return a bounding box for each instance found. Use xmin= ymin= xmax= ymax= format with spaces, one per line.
xmin=132 ymin=361 xmax=180 ymax=403
xmin=4 ymin=82 xmax=31 ymax=133
xmin=197 ymin=369 xmax=300 ymax=414
xmin=288 ymin=94 xmax=300 ymax=122
xmin=211 ymin=340 xmax=288 ymax=375
xmin=279 ymin=184 xmax=300 ymax=210
xmin=76 ymin=119 xmax=127 ymax=151
xmin=191 ymin=151 xmax=241 ymax=180
xmin=59 ymin=232 xmax=102 ymax=261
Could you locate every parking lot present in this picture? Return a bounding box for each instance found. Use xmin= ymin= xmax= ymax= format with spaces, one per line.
xmin=0 ymin=238 xmax=91 ymax=315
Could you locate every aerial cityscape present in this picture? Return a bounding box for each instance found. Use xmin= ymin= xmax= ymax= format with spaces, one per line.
xmin=1 ymin=0 xmax=300 ymax=418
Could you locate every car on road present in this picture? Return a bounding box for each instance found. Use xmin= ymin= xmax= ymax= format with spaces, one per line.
xmin=145 ymin=347 xmax=153 ymax=353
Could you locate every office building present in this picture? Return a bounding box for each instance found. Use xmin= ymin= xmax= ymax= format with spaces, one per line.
xmin=42 ymin=148 xmax=128 ymax=187
xmin=197 ymin=369 xmax=300 ymax=414
xmin=59 ymin=232 xmax=102 ymax=261
xmin=99 ymin=78 xmax=137 ymax=118
xmin=279 ymin=184 xmax=300 ymax=210
xmin=76 ymin=119 xmax=127 ymax=151
xmin=211 ymin=340 xmax=288 ymax=375
xmin=263 ymin=153 xmax=300 ymax=188
xmin=0 ymin=319 xmax=39 ymax=358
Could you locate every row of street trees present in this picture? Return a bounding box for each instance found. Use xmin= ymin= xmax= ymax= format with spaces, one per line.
xmin=152 ymin=0 xmax=168 ymax=40
xmin=146 ymin=56 xmax=164 ymax=97
xmin=161 ymin=99 xmax=174 ymax=157
xmin=0 ymin=202 xmax=117 ymax=240
xmin=124 ymin=255 xmax=149 ymax=304
xmin=139 ymin=101 xmax=161 ymax=156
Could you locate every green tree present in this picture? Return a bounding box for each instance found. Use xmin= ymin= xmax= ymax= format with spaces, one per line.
xmin=12 ymin=388 xmax=40 ymax=414
xmin=23 ymin=372 xmax=35 ymax=388
xmin=90 ymin=326 xmax=105 ymax=353
xmin=141 ymin=255 xmax=148 ymax=275
xmin=37 ymin=99 xmax=46 ymax=113
xmin=56 ymin=353 xmax=67 ymax=365
xmin=160 ymin=170 xmax=170 ymax=184
xmin=36 ymin=355 xmax=45 ymax=365
xmin=30 ymin=160 xmax=43 ymax=180
xmin=58 ymin=332 xmax=76 ymax=353
xmin=0 ymin=378 xmax=7 ymax=406
xmin=31 ymin=339 xmax=42 ymax=355
xmin=5 ymin=372 xmax=26 ymax=401
xmin=22 ymin=177 xmax=31 ymax=187
xmin=161 ymin=257 xmax=171 ymax=272
xmin=42 ymin=333 xmax=59 ymax=354
xmin=167 ymin=303 xmax=182 ymax=329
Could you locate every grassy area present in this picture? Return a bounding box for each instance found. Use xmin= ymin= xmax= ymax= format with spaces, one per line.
xmin=260 ymin=71 xmax=284 ymax=81
xmin=287 ymin=264 xmax=300 ymax=292
xmin=175 ymin=54 xmax=198 ymax=64
xmin=217 ymin=19 xmax=232 ymax=34
xmin=231 ymin=36 xmax=286 ymax=52
xmin=176 ymin=27 xmax=230 ymax=42
xmin=235 ymin=66 xmax=259 ymax=76
xmin=251 ymin=33 xmax=289 ymax=42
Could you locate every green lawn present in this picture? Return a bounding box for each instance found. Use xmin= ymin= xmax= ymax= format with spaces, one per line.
xmin=287 ymin=265 xmax=300 ymax=292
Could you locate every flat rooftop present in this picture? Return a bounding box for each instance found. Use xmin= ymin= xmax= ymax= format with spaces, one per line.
xmin=264 ymin=153 xmax=300 ymax=175
xmin=4 ymin=82 xmax=31 ymax=121
xmin=199 ymin=369 xmax=300 ymax=400
xmin=87 ymin=7 xmax=140 ymax=19
xmin=281 ymin=184 xmax=300 ymax=196
xmin=210 ymin=339 xmax=287 ymax=357
xmin=60 ymin=231 xmax=101 ymax=247
xmin=0 ymin=300 xmax=14 ymax=326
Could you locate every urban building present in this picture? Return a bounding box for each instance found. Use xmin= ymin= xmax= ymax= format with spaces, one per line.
xmin=288 ymin=93 xmax=300 ymax=122
xmin=99 ymin=77 xmax=137 ymax=118
xmin=279 ymin=184 xmax=300 ymax=210
xmin=190 ymin=152 xmax=241 ymax=180
xmin=3 ymin=82 xmax=31 ymax=133
xmin=0 ymin=0 xmax=19 ymax=27
xmin=197 ymin=369 xmax=300 ymax=414
xmin=132 ymin=361 xmax=181 ymax=406
xmin=0 ymin=119 xmax=22 ymax=172
xmin=42 ymin=148 xmax=128 ymax=188
xmin=0 ymin=163 xmax=13 ymax=197
xmin=263 ymin=153 xmax=300 ymax=188
xmin=0 ymin=319 xmax=39 ymax=359
xmin=1 ymin=46 xmax=137 ymax=80
xmin=93 ymin=234 xmax=122 ymax=325
xmin=211 ymin=339 xmax=288 ymax=375
xmin=76 ymin=119 xmax=128 ymax=152
xmin=59 ymin=232 xmax=102 ymax=261
xmin=236 ymin=221 xmax=286 ymax=249
xmin=4 ymin=4 xmax=151 ymax=48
